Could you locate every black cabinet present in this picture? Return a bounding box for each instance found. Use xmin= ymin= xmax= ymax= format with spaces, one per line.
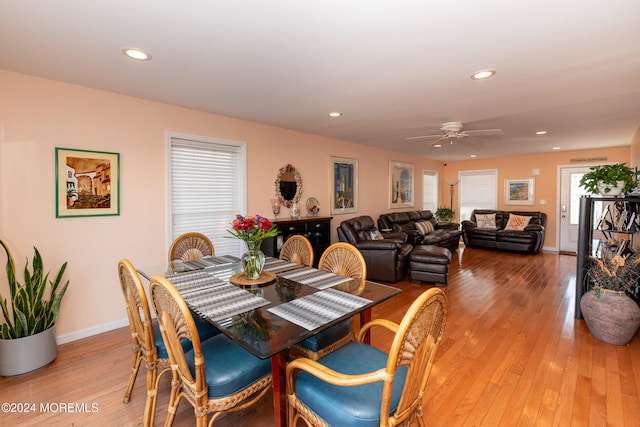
xmin=262 ymin=216 xmax=333 ymax=265
xmin=576 ymin=196 xmax=640 ymax=318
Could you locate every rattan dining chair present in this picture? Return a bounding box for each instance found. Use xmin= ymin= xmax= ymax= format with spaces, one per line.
xmin=118 ymin=259 xmax=171 ymax=427
xmin=289 ymin=242 xmax=367 ymax=360
xmin=279 ymin=235 xmax=314 ymax=267
xmin=118 ymin=259 xmax=220 ymax=427
xmin=169 ymin=232 xmax=215 ymax=271
xmin=149 ymin=276 xmax=273 ymax=427
xmin=286 ymin=287 xmax=447 ymax=427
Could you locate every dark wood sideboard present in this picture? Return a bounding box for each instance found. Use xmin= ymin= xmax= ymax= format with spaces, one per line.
xmin=262 ymin=216 xmax=333 ymax=266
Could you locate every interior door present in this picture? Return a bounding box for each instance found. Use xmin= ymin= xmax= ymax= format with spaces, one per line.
xmin=559 ymin=166 xmax=594 ymax=253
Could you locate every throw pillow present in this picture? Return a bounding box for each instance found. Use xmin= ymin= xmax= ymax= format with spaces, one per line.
xmin=415 ymin=220 xmax=435 ymax=235
xmin=476 ymin=213 xmax=497 ymax=230
xmin=370 ymin=230 xmax=384 ymax=240
xmin=504 ymin=213 xmax=532 ymax=231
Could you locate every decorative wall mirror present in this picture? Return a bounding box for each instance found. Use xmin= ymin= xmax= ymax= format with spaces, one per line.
xmin=275 ymin=164 xmax=303 ymax=208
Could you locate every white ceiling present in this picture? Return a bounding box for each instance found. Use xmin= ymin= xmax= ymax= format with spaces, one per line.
xmin=1 ymin=0 xmax=639 ymax=161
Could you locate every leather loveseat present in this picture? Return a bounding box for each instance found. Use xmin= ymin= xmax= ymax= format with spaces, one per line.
xmin=461 ymin=209 xmax=547 ymax=254
xmin=377 ymin=210 xmax=461 ymax=253
xmin=337 ymin=216 xmax=413 ymax=283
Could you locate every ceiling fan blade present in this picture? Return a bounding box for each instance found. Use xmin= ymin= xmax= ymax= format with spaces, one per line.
xmin=460 ymin=135 xmax=487 ymax=145
xmin=461 ymin=129 xmax=503 ymax=136
xmin=405 ymin=133 xmax=445 ymax=141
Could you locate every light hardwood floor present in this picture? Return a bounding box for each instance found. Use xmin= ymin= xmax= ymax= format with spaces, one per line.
xmin=2 ymin=246 xmax=639 ymax=426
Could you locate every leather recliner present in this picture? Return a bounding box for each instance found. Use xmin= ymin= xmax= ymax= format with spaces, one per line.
xmin=377 ymin=210 xmax=461 ymax=252
xmin=337 ymin=216 xmax=413 ymax=283
xmin=461 ymin=209 xmax=547 ymax=254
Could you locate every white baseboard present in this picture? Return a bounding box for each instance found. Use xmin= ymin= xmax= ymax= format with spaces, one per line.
xmin=57 ymin=318 xmax=129 ymax=344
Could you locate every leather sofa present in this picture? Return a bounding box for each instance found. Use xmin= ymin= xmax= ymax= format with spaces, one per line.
xmin=337 ymin=216 xmax=413 ymax=283
xmin=461 ymin=209 xmax=547 ymax=254
xmin=377 ymin=210 xmax=461 ymax=253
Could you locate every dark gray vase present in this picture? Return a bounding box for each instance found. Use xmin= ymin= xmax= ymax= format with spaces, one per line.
xmin=580 ymin=289 xmax=640 ymax=346
xmin=0 ymin=326 xmax=58 ymax=376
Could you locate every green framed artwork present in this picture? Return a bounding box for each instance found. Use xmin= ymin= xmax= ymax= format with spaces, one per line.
xmin=55 ymin=147 xmax=120 ymax=218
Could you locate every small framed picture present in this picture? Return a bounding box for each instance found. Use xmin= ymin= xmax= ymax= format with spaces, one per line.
xmin=389 ymin=160 xmax=414 ymax=208
xmin=504 ymin=178 xmax=535 ymax=205
xmin=330 ymin=156 xmax=358 ymax=215
xmin=55 ymin=147 xmax=120 ymax=218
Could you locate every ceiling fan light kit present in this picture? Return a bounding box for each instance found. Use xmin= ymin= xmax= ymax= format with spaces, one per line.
xmin=406 ymin=121 xmax=503 ymax=149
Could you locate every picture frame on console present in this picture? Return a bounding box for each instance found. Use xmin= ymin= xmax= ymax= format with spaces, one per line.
xmin=55 ymin=147 xmax=120 ymax=218
xmin=330 ymin=156 xmax=358 ymax=215
xmin=389 ymin=160 xmax=414 ymax=209
xmin=504 ymin=178 xmax=535 ymax=205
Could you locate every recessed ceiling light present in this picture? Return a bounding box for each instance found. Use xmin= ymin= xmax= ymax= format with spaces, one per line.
xmin=470 ymin=154 xmax=477 ymax=158
xmin=471 ymin=69 xmax=496 ymax=80
xmin=433 ymin=143 xmax=443 ymax=148
xmin=122 ymin=48 xmax=151 ymax=61
xmin=328 ymin=112 xmax=342 ymax=117
xmin=536 ymin=131 xmax=547 ymax=135
xmin=552 ymin=146 xmax=561 ymax=150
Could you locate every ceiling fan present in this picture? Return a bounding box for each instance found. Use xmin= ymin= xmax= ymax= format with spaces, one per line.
xmin=406 ymin=121 xmax=503 ymax=147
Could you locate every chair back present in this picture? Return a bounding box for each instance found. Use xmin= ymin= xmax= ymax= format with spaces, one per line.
xmin=318 ymin=242 xmax=366 ymax=295
xmin=118 ymin=259 xmax=157 ymax=363
xmin=149 ymin=276 xmax=205 ymax=403
xmin=382 ymin=287 xmax=447 ymax=426
xmin=279 ymin=235 xmax=314 ymax=267
xmin=168 ymin=232 xmax=215 ymax=271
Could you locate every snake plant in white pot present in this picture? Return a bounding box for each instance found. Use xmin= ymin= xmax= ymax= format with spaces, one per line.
xmin=0 ymin=240 xmax=69 ymax=376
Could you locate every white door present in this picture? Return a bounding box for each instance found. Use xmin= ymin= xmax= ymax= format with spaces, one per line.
xmin=559 ymin=166 xmax=594 ymax=253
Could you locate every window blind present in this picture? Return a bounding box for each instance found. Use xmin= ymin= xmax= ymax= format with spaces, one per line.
xmin=422 ymin=170 xmax=438 ymax=212
xmin=459 ymin=169 xmax=497 ymax=221
xmin=169 ymin=136 xmax=246 ymax=257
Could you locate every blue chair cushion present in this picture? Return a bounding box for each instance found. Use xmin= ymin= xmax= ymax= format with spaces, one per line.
xmin=185 ymin=334 xmax=272 ymax=399
xmin=295 ymin=341 xmax=408 ymax=427
xmin=297 ymin=319 xmax=351 ymax=352
xmin=152 ymin=314 xmax=220 ymax=359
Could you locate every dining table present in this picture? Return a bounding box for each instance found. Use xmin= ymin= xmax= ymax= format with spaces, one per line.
xmin=138 ymin=255 xmax=401 ymax=427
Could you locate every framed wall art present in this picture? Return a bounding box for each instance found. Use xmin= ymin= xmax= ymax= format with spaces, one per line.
xmin=504 ymin=178 xmax=535 ymax=205
xmin=389 ymin=160 xmax=414 ymax=208
xmin=330 ymin=156 xmax=358 ymax=214
xmin=55 ymin=147 xmax=120 ymax=218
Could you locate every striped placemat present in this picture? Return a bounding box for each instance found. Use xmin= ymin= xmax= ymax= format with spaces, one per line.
xmin=267 ymin=288 xmax=371 ymax=330
xmin=263 ymin=257 xmax=306 ymax=273
xmin=184 ymin=283 xmax=270 ymax=322
xmin=178 ymin=255 xmax=241 ymax=271
xmin=278 ymin=267 xmax=353 ymax=290
xmin=166 ymin=271 xmax=227 ymax=295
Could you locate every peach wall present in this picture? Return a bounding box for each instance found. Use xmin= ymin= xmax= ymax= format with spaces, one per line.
xmin=630 ymin=126 xmax=640 ymax=169
xmin=444 ymin=147 xmax=631 ymax=250
xmin=0 ymin=70 xmax=442 ymax=341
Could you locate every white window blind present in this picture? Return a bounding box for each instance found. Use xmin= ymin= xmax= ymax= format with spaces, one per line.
xmin=169 ymin=135 xmax=246 ymax=257
xmin=459 ymin=169 xmax=497 ymax=221
xmin=422 ymin=170 xmax=438 ymax=212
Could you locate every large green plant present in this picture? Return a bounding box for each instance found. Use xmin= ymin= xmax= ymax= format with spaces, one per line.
xmin=579 ymin=163 xmax=639 ymax=195
xmin=0 ymin=240 xmax=69 ymax=339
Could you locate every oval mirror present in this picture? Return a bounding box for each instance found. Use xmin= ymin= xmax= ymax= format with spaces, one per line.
xmin=275 ymin=164 xmax=303 ymax=208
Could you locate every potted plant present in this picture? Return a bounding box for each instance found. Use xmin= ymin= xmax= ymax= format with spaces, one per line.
xmin=578 ymin=163 xmax=639 ymax=196
xmin=0 ymin=240 xmax=69 ymax=376
xmin=580 ymin=253 xmax=640 ymax=345
xmin=435 ymin=206 xmax=455 ymax=222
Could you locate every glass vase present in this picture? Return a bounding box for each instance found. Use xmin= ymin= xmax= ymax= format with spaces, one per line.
xmin=242 ymin=240 xmax=265 ymax=280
